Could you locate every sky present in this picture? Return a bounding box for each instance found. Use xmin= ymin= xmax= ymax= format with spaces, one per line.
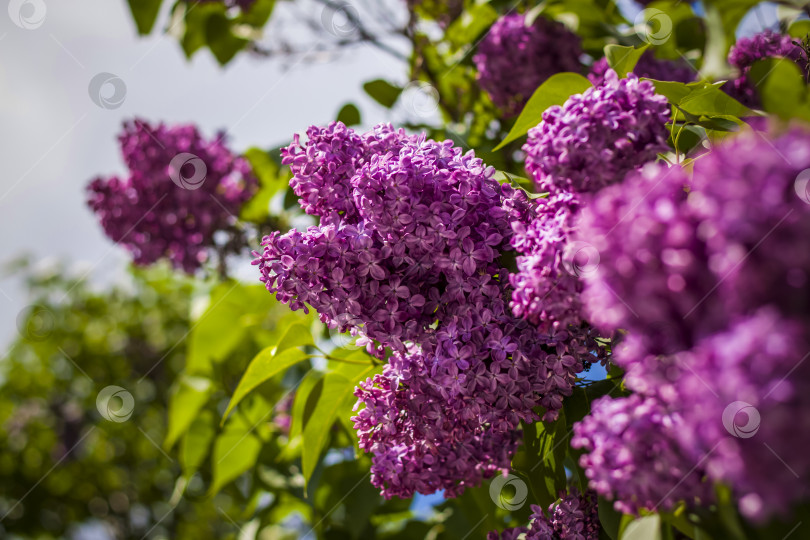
xmin=0 ymin=0 xmax=409 ymax=346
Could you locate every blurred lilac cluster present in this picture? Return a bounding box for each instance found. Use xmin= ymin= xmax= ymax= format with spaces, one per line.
xmin=725 ymin=30 xmax=808 ymax=108
xmin=474 ymin=13 xmax=582 ymax=115
xmin=572 ymin=126 xmax=810 ymax=520
xmin=256 ymin=122 xmax=606 ymax=498
xmin=87 ymin=119 xmax=256 ymax=273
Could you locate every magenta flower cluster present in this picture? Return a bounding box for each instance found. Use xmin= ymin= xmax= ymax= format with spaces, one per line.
xmin=523 ymin=70 xmax=670 ymax=195
xmin=488 ymin=490 xmax=599 ymax=540
xmin=510 ymin=70 xmax=669 ymax=334
xmin=87 ymin=119 xmax=256 ymax=273
xmin=474 ymin=13 xmax=582 ymax=115
xmin=256 ymin=122 xmax=605 ymax=498
xmin=572 ymin=126 xmax=810 ymax=520
xmin=725 ymin=30 xmax=808 ymax=108
xmin=588 ymin=51 xmax=696 ymax=86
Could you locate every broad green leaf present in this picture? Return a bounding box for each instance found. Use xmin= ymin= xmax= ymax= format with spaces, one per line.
xmin=494 ymin=73 xmax=592 ymax=150
xmin=302 ymin=373 xmax=356 ymax=488
xmin=605 ymin=44 xmax=649 ymax=78
xmin=204 ymin=11 xmax=249 ymax=66
xmin=126 ymin=0 xmax=163 ymax=35
xmin=237 ymin=0 xmax=275 ymax=28
xmin=789 ymin=19 xmax=810 ymax=39
xmin=288 ymin=370 xmax=324 ymax=441
xmin=210 ymin=414 xmax=263 ymax=494
xmin=180 ymin=410 xmax=216 ymax=476
xmin=164 ymin=374 xmax=213 ymax=450
xmin=274 ymin=322 xmax=314 ymax=356
xmin=646 ymin=79 xmax=693 ymax=104
xmin=749 ymin=57 xmax=810 ymax=121
xmin=622 ymin=514 xmax=662 ymax=540
xmin=221 ymin=346 xmax=311 ymax=424
xmin=240 ymin=147 xmax=288 ymax=223
xmin=363 ymin=79 xmax=403 ymax=108
xmin=445 ymin=3 xmax=498 ymax=49
xmin=336 ymin=103 xmax=362 ymax=127
xmin=599 ymin=495 xmax=624 ymax=540
xmin=182 ymin=3 xmax=224 ymax=59
xmin=678 ymin=85 xmax=752 ymax=118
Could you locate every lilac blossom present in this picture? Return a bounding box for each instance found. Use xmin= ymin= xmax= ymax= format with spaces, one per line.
xmin=87 ymin=119 xmax=256 ymax=273
xmin=724 ymin=31 xmax=808 ymax=108
xmin=524 ymin=70 xmax=670 ymax=195
xmin=474 ymin=14 xmax=583 ymax=115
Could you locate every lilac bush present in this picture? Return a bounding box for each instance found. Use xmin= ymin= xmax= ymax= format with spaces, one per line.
xmin=523 ymin=70 xmax=670 ymax=195
xmin=87 ymin=119 xmax=256 ymax=273
xmin=474 ymin=13 xmax=583 ymax=115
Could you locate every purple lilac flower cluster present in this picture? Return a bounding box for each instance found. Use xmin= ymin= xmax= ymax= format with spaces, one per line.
xmin=572 ymin=126 xmax=810 ymax=520
xmin=257 ymin=122 xmax=605 ymax=498
xmin=474 ymin=14 xmax=583 ymax=115
xmin=87 ymin=119 xmax=256 ymax=273
xmin=257 ymin=122 xmax=532 ymax=354
xmin=588 ymin=51 xmax=696 ymax=86
xmin=488 ymin=490 xmax=599 ymax=540
xmin=510 ymin=70 xmax=669 ymax=333
xmin=724 ymin=30 xmax=808 ymax=108
xmin=523 ymin=70 xmax=670 ymax=195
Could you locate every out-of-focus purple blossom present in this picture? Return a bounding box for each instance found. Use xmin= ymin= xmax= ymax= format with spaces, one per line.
xmin=487 ymin=527 xmax=529 ymax=540
xmin=573 ymin=125 xmax=810 ymax=520
xmin=87 ymin=119 xmax=256 ymax=273
xmin=524 ymin=70 xmax=670 ymax=195
xmin=578 ymin=126 xmax=810 ymax=355
xmin=474 ymin=14 xmax=583 ymax=115
xmin=572 ymin=394 xmax=711 ymax=514
xmin=588 ymin=51 xmax=696 ymax=86
xmin=724 ymin=31 xmax=808 ymax=108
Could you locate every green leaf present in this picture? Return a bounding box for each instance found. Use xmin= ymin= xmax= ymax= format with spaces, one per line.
xmin=302 ymin=373 xmax=356 ymax=488
xmin=181 ymin=3 xmax=224 ymax=59
xmin=789 ymin=19 xmax=810 ymax=39
xmin=494 ymin=73 xmax=592 ymax=150
xmin=237 ymin=0 xmax=275 ymax=28
xmin=180 ymin=410 xmax=216 ymax=476
xmin=222 ymin=346 xmax=311 ymax=424
xmin=164 ymin=374 xmax=213 ymax=450
xmin=336 ymin=103 xmax=362 ymax=126
xmin=126 ymin=0 xmax=163 ymax=35
xmin=240 ymin=147 xmax=288 ymax=223
xmin=444 ymin=3 xmax=498 ymax=49
xmin=363 ymin=79 xmax=403 ymax=108
xmin=599 ymin=495 xmax=624 ymax=540
xmin=210 ymin=413 xmax=263 ymax=494
xmin=288 ymin=370 xmax=324 ymax=441
xmin=622 ymin=514 xmax=662 ymax=540
xmin=205 ymin=11 xmax=249 ymax=66
xmin=748 ymin=57 xmax=810 ymax=121
xmin=512 ymin=413 xmax=569 ymax=508
xmin=646 ymin=79 xmax=693 ymax=104
xmin=605 ymin=44 xmax=649 ymax=78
